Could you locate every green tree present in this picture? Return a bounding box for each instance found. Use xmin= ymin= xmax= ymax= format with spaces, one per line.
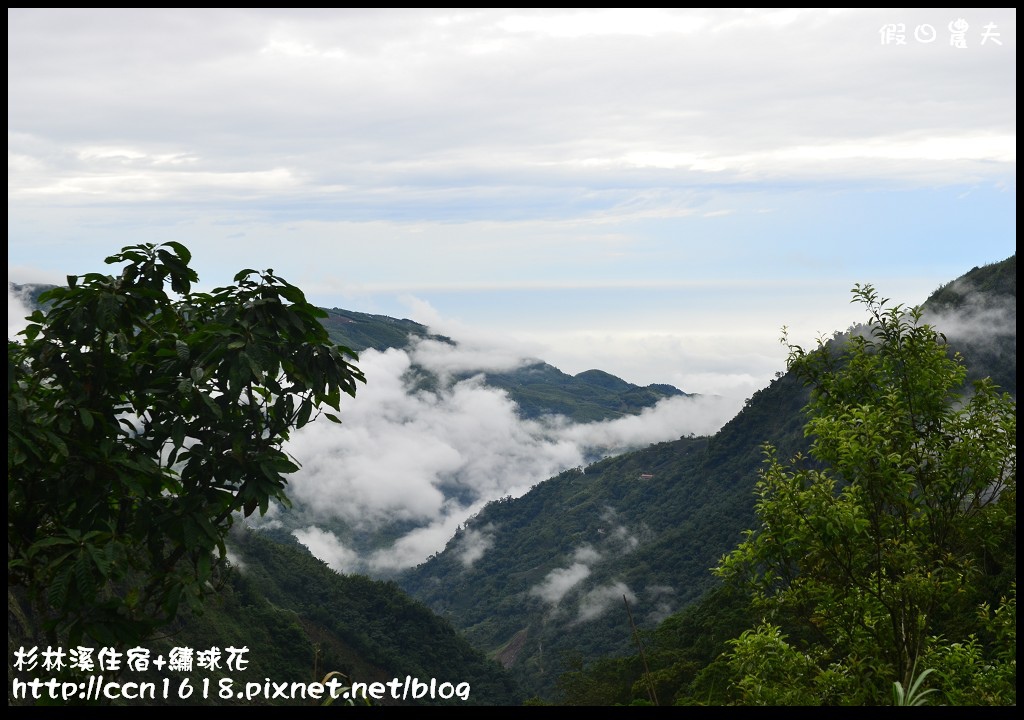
xmin=715 ymin=284 xmax=1016 ymax=705
xmin=8 ymin=242 xmax=365 ymax=646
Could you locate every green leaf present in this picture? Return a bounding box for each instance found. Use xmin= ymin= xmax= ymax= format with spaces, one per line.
xmin=200 ymin=392 xmax=223 ymax=419
xmin=27 ymin=536 xmax=78 ymax=553
xmin=162 ymin=241 xmax=192 ymax=265
xmin=196 ymin=552 xmax=212 ymax=582
xmin=78 ymin=407 xmax=94 ymax=431
xmin=171 ymin=420 xmax=186 ymax=450
xmin=48 ymin=567 xmax=72 ymax=609
xmin=297 ymin=398 xmax=313 ymax=427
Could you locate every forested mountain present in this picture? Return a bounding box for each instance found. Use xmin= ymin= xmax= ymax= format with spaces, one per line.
xmin=320 ymin=306 xmax=689 ymax=423
xmin=397 ymin=255 xmax=1017 ymax=700
xmin=320 ymin=307 xmax=454 ymax=352
xmin=398 ymin=368 xmax=811 ymax=697
xmin=263 ymin=304 xmax=697 ymax=569
xmin=10 ymin=289 xmax=688 ymax=425
xmin=9 ymin=529 xmax=520 ymax=705
xmin=923 ymin=254 xmax=1016 ymax=395
xmin=9 ymin=255 xmax=1014 ymax=705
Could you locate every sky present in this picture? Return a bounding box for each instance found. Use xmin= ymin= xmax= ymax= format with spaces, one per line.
xmin=7 ymin=9 xmax=1017 ymax=574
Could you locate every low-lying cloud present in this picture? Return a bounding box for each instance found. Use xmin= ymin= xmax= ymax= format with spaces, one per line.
xmin=531 ymin=563 xmax=593 ymax=607
xmin=292 ymin=526 xmax=362 ymax=575
xmin=280 ymin=331 xmax=739 ymax=575
xmin=530 ymin=546 xmax=602 ymax=606
xmin=8 ymin=284 xmax=35 ymax=340
xmin=456 ymin=524 xmax=497 ymax=568
xmin=922 ymin=277 xmax=1017 ymax=350
xmin=577 ymin=582 xmax=636 ymax=623
xmin=528 ymin=538 xmax=643 ymax=623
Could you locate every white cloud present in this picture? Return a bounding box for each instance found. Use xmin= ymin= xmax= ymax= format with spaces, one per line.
xmin=365 ymin=509 xmax=487 ymax=574
xmin=530 ymin=545 xmax=603 ymax=607
xmin=644 ymin=585 xmax=677 ymax=624
xmin=922 ymin=278 xmax=1017 ymax=349
xmin=572 ymin=545 xmax=602 ymax=564
xmin=498 ymin=9 xmax=711 ymax=38
xmin=292 ymin=526 xmax=361 ymax=574
xmin=554 ymin=394 xmax=739 ymax=453
xmin=8 ymin=284 xmax=35 ymax=340
xmin=531 ymin=564 xmax=592 ymax=606
xmin=279 ymin=320 xmax=742 ymax=573
xmin=577 ymin=582 xmax=636 ymax=623
xmin=456 ymin=524 xmax=497 ymax=568
xmin=408 ymin=336 xmax=534 ymax=380
xmin=9 ymin=9 xmax=1015 ymax=222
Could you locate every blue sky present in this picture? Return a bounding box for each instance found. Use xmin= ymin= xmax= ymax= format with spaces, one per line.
xmin=8 ymin=8 xmax=1016 ymax=398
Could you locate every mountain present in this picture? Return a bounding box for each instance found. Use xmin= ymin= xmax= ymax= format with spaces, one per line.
xmin=320 ymin=306 xmax=689 ymax=423
xmin=221 ymin=531 xmax=521 ymax=705
xmin=396 ymin=255 xmax=1017 ymax=699
xmin=9 ymin=280 xmax=707 ymax=598
xmin=472 ymin=365 xmax=688 ymax=423
xmin=922 ymin=255 xmax=1016 ymax=395
xmin=8 ymin=529 xmax=521 ymax=706
xmin=8 ymin=282 xmax=53 ymax=309
xmin=10 ymin=288 xmax=688 ymax=425
xmin=320 ymin=307 xmax=455 ymax=353
xmin=10 ymin=256 xmax=1013 ymax=705
xmin=397 ymin=371 xmax=811 ymax=697
xmin=246 ymin=302 xmax=702 ymax=577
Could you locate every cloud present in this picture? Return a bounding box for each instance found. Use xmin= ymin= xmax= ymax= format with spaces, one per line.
xmin=922 ymin=277 xmax=1017 ymax=350
xmin=571 ymin=545 xmax=602 ymax=564
xmin=9 ymin=8 xmax=1013 ymax=582
xmin=577 ymin=581 xmax=636 ymax=623
xmin=284 ymin=347 xmax=583 ymax=527
xmin=292 ymin=526 xmax=361 ymax=574
xmin=596 ymin=507 xmax=642 ymax=555
xmin=529 ymin=544 xmax=604 ymax=607
xmin=8 ymin=284 xmax=35 ymax=340
xmin=498 ymin=9 xmax=712 ymax=38
xmin=644 ymin=585 xmax=677 ymax=624
xmin=270 ymin=297 xmax=752 ymax=574
xmin=607 ymin=524 xmax=640 ymax=554
xmin=9 ymin=9 xmax=1014 ymax=226
xmin=525 ymin=529 xmax=675 ymax=623
xmin=408 ymin=336 xmax=534 ymax=380
xmin=224 ymin=524 xmax=252 ymax=573
xmin=531 ymin=563 xmax=593 ymax=607
xmin=554 ymin=394 xmax=739 ymax=453
xmin=224 ymin=548 xmax=247 ymax=574
xmin=366 ymin=512 xmax=475 ymax=574
xmin=456 ymin=524 xmax=496 ymax=568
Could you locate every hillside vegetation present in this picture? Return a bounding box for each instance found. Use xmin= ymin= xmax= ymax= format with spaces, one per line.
xmin=399 ymin=256 xmax=1016 ymax=702
xmin=9 ymin=254 xmax=1014 ymax=705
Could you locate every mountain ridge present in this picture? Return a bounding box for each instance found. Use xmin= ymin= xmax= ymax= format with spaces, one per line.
xmin=10 ymin=284 xmax=689 ymax=424
xmin=396 ymin=255 xmax=1017 ymax=698
xmin=8 ymin=255 xmax=1014 ymax=704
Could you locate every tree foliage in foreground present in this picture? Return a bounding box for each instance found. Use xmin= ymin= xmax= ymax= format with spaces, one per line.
xmin=8 ymin=242 xmax=365 ymax=646
xmin=714 ymin=284 xmax=1016 ymax=705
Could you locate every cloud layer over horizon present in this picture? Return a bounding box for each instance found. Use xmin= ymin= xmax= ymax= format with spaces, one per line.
xmin=9 ymin=9 xmax=1015 ymax=398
